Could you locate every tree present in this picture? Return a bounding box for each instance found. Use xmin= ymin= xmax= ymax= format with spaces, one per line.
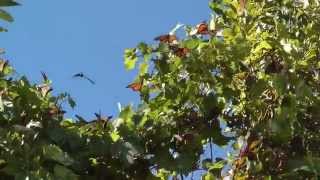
xmin=0 ymin=0 xmax=320 ymax=179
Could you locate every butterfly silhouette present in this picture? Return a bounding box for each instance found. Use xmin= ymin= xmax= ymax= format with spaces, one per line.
xmin=40 ymin=71 xmax=49 ymax=83
xmin=73 ymin=72 xmax=95 ymax=84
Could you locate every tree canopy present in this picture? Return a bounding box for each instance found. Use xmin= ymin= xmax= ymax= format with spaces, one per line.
xmin=0 ymin=0 xmax=320 ymax=179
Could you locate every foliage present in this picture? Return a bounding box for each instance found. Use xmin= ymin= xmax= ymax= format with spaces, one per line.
xmin=0 ymin=0 xmax=18 ymax=32
xmin=0 ymin=0 xmax=320 ymax=179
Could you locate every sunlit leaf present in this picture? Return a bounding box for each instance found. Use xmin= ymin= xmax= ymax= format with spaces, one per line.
xmin=0 ymin=9 xmax=13 ymax=22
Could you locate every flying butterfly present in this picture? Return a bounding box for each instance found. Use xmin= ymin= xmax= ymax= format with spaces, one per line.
xmin=41 ymin=71 xmax=48 ymax=82
xmin=73 ymin=72 xmax=95 ymax=85
xmin=126 ymin=82 xmax=143 ymax=92
xmin=154 ymin=34 xmax=177 ymax=43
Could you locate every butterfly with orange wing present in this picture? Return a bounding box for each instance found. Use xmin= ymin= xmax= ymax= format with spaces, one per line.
xmin=126 ymin=81 xmax=143 ymax=92
xmin=196 ymin=22 xmax=209 ymax=35
xmin=154 ymin=34 xmax=177 ymax=43
xmin=171 ymin=46 xmax=190 ymax=58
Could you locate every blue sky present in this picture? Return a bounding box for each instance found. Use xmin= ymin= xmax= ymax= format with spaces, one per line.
xmin=1 ymin=0 xmax=211 ymax=120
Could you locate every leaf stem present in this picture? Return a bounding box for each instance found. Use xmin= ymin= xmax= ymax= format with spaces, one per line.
xmin=210 ymin=137 xmax=213 ymax=162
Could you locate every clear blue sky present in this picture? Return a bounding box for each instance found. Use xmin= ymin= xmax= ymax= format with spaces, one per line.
xmin=1 ymin=0 xmax=210 ymax=120
xmin=1 ymin=1 xmax=231 ymax=179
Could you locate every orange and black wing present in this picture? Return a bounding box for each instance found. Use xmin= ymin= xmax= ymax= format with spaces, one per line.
xmin=126 ymin=82 xmax=142 ymax=91
xmin=197 ymin=22 xmax=209 ymax=35
xmin=154 ymin=34 xmax=177 ymax=43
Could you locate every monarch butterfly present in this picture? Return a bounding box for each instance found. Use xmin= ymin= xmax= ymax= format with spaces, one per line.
xmin=197 ymin=22 xmax=209 ymax=35
xmin=154 ymin=34 xmax=177 ymax=43
xmin=73 ymin=72 xmax=95 ymax=84
xmin=175 ymin=47 xmax=190 ymax=58
xmin=170 ymin=46 xmax=190 ymax=58
xmin=126 ymin=82 xmax=142 ymax=91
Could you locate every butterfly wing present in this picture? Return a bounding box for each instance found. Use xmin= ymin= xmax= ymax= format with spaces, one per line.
xmin=73 ymin=73 xmax=95 ymax=84
xmin=84 ymin=76 xmax=95 ymax=84
xmin=154 ymin=34 xmax=177 ymax=43
xmin=41 ymin=71 xmax=48 ymax=82
xmin=126 ymin=82 xmax=142 ymax=91
xmin=197 ymin=22 xmax=209 ymax=35
xmin=72 ymin=73 xmax=83 ymax=78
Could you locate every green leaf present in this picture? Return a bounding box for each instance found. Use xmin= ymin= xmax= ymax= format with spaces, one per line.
xmin=119 ymin=105 xmax=135 ymax=130
xmin=60 ymin=118 xmax=74 ymax=127
xmin=0 ymin=9 xmax=13 ymax=22
xmin=42 ymin=144 xmax=74 ymax=166
xmin=202 ymin=172 xmax=216 ymax=180
xmin=249 ymin=80 xmax=268 ymax=98
xmin=0 ymin=27 xmax=8 ymax=32
xmin=124 ymin=48 xmax=138 ymax=70
xmin=157 ymin=169 xmax=171 ymax=180
xmin=295 ymin=80 xmax=312 ymax=99
xmin=67 ymin=94 xmax=76 ymax=109
xmin=110 ymin=131 xmax=120 ymax=142
xmin=0 ymin=0 xmax=19 ymax=6
xmin=272 ymin=75 xmax=286 ymax=95
xmin=54 ymin=165 xmax=78 ymax=180
xmin=139 ymin=62 xmax=149 ymax=76
xmin=0 ymin=96 xmax=4 ymax=112
xmin=209 ymin=2 xmax=224 ymax=15
xmin=253 ymin=40 xmax=272 ymax=54
xmin=208 ymin=161 xmax=226 ymax=171
xmin=183 ymin=39 xmax=200 ymax=49
xmin=0 ymin=159 xmax=7 ymax=169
